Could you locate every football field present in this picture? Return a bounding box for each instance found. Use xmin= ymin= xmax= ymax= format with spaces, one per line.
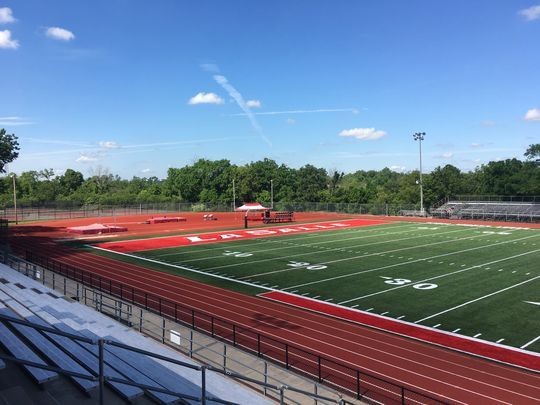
xmin=92 ymin=220 xmax=540 ymax=354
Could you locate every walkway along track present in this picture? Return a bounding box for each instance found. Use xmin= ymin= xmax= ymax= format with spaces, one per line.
xmin=11 ymin=235 xmax=540 ymax=405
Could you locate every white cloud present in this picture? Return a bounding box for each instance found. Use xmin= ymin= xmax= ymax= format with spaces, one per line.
xmin=45 ymin=27 xmax=75 ymax=41
xmin=519 ymin=5 xmax=540 ymax=21
xmin=339 ymin=127 xmax=386 ymax=140
xmin=286 ymin=118 xmax=296 ymax=125
xmin=0 ymin=30 xmax=18 ymax=49
xmin=0 ymin=116 xmax=33 ymax=125
xmin=231 ymin=108 xmax=358 ymax=116
xmin=188 ymin=92 xmax=224 ymax=105
xmin=141 ymin=168 xmax=151 ymax=173
xmin=0 ymin=7 xmax=15 ymax=24
xmin=246 ymin=99 xmax=261 ymax=108
xmin=76 ymin=153 xmax=99 ymax=163
xmin=389 ymin=165 xmax=406 ymax=173
xmin=524 ymin=108 xmax=540 ymax=121
xmin=435 ymin=152 xmax=454 ymax=159
xmin=99 ymin=141 xmax=121 ymax=149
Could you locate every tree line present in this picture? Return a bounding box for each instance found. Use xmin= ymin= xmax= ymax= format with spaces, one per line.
xmin=0 ymin=128 xmax=538 ymax=208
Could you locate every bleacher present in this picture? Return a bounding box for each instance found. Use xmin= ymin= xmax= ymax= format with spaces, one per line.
xmin=0 ymin=264 xmax=271 ymax=404
xmin=431 ymin=201 xmax=540 ymax=222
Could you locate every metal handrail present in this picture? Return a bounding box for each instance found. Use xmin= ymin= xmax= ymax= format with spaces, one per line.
xmin=22 ymin=251 xmax=448 ymax=405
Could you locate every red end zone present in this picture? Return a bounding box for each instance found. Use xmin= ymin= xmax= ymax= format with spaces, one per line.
xmin=260 ymin=291 xmax=540 ymax=371
xmin=96 ymin=218 xmax=387 ymax=253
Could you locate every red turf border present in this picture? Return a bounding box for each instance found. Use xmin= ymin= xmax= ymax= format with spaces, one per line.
xmin=260 ymin=290 xmax=540 ymax=371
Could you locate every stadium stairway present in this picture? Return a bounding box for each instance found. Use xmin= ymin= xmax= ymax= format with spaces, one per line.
xmin=0 ymin=264 xmax=271 ymax=405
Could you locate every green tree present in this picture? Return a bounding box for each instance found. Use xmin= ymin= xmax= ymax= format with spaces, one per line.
xmin=0 ymin=128 xmax=20 ymax=173
xmin=524 ymin=143 xmax=540 ymax=161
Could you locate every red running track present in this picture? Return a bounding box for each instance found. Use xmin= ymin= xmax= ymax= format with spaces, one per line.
xmin=11 ymin=236 xmax=540 ymax=404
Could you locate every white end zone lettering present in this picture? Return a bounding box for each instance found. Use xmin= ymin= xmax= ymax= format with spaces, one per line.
xmin=219 ymin=233 xmax=243 ymax=240
xmin=186 ymin=236 xmax=218 ymax=243
xmin=246 ymin=230 xmax=277 ymax=236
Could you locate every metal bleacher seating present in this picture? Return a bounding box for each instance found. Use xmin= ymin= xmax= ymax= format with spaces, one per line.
xmin=0 ymin=264 xmax=271 ymax=404
xmin=431 ymin=201 xmax=540 ymax=222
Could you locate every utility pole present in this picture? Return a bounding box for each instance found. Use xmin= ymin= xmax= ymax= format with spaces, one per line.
xmin=232 ymin=179 xmax=236 ymax=212
xmin=413 ymin=132 xmax=425 ymax=215
xmin=270 ymin=179 xmax=274 ymax=209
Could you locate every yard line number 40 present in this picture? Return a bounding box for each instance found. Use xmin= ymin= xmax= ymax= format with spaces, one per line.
xmin=380 ymin=276 xmax=438 ymax=290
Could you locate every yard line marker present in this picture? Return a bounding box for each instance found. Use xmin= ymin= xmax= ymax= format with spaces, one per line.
xmin=449 ymin=263 xmax=454 ymax=266
xmin=365 ymin=308 xmax=374 ymax=312
xmin=396 ymin=315 xmax=405 ymax=319
xmin=350 ymin=304 xmax=359 ymax=308
xmin=381 ymin=311 xmax=389 ymax=315
xmin=521 ymin=335 xmax=540 ymax=349
xmin=415 ymin=272 xmax=540 ymax=323
xmin=301 ymin=292 xmax=310 ymax=296
xmin=290 ymin=290 xmax=298 ymax=293
xmin=288 ymin=234 xmax=540 ymax=294
xmin=474 ymin=333 xmax=482 ymax=338
xmin=512 ymin=271 xmax=516 ymax=273
xmin=270 ymin=285 xmax=279 ymax=288
xmin=461 ymin=264 xmax=466 ymax=267
xmin=498 ymin=269 xmax=503 ymax=272
xmin=526 ymin=272 xmax=530 ymax=275
xmin=312 ymin=295 xmax=320 ymax=299
xmin=433 ymin=324 xmax=441 ymax=328
xmin=452 ymin=328 xmax=461 ymax=333
xmin=496 ymin=338 xmax=505 ymax=343
xmin=324 ymin=298 xmax=333 ymax=302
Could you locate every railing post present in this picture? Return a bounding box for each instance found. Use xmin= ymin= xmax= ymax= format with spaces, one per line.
xmin=401 ymin=386 xmax=405 ymax=404
xmin=162 ymin=318 xmax=166 ymax=343
xmin=191 ymin=309 xmax=195 ymax=329
xmin=285 ymin=344 xmax=289 ymax=369
xmin=223 ymin=344 xmax=227 ymax=371
xmin=357 ymin=369 xmax=361 ymax=399
xmin=318 ymin=356 xmax=322 ymax=382
xmin=232 ymin=324 xmax=236 ymax=346
xmin=263 ymin=361 xmax=268 ymax=396
xmin=190 ymin=330 xmax=193 ymax=358
xmin=257 ymin=334 xmax=261 ymax=356
xmin=279 ymin=385 xmax=286 ymax=405
xmin=98 ymin=339 xmax=105 ymax=405
xmin=200 ymin=366 xmax=206 ymax=405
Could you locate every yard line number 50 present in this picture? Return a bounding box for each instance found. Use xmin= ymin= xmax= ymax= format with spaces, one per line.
xmin=381 ymin=276 xmax=438 ymax=290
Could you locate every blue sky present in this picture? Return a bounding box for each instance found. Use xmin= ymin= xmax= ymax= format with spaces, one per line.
xmin=1 ymin=0 xmax=539 ymax=179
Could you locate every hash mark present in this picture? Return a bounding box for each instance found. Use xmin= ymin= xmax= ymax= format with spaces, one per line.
xmin=473 ymin=333 xmax=482 ymax=338
xmin=452 ymin=328 xmax=461 ymax=333
xmin=496 ymin=338 xmax=505 ymax=343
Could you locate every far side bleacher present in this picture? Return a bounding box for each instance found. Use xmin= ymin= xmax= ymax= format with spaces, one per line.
xmin=431 ymin=200 xmax=540 ymax=223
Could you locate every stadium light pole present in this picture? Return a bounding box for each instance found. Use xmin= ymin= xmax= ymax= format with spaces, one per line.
xmin=11 ymin=173 xmax=18 ymax=225
xmin=413 ymin=132 xmax=425 ymax=215
xmin=270 ymin=179 xmax=274 ymax=209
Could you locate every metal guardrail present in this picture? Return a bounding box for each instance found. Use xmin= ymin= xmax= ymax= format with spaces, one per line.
xmin=2 ymin=255 xmax=352 ymax=405
xmin=23 ymin=251 xmax=448 ymax=405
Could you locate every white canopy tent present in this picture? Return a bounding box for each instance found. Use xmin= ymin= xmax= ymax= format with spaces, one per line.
xmin=235 ymin=202 xmax=269 ymax=211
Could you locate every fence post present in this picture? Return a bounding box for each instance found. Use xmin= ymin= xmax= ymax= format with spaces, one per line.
xmin=162 ymin=318 xmax=166 ymax=343
xmin=98 ymin=339 xmax=105 ymax=405
xmin=232 ymin=324 xmax=236 ymax=346
xmin=223 ymin=344 xmax=227 ymax=371
xmin=285 ymin=344 xmax=289 ymax=369
xmin=355 ymin=369 xmax=361 ymax=399
xmin=264 ymin=361 xmax=268 ymax=396
xmin=279 ymin=385 xmax=286 ymax=405
xmin=139 ymin=309 xmax=143 ymax=332
xmin=257 ymin=334 xmax=261 ymax=356
xmin=200 ymin=366 xmax=206 ymax=405
xmin=401 ymin=386 xmax=405 ymax=404
xmin=190 ymin=330 xmax=194 ymax=358
xmin=63 ymin=278 xmax=67 ymax=295
xmin=318 ymin=356 xmax=322 ymax=382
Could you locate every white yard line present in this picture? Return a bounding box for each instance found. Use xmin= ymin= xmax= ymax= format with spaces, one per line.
xmin=286 ymin=234 xmax=539 ymax=293
xmin=151 ymin=222 xmax=416 ymax=257
xmin=241 ymin=230 xmax=488 ymax=280
xmin=89 ymin=246 xmax=275 ymax=291
xmin=414 ymin=272 xmax=540 ymax=323
xmin=341 ymin=247 xmax=540 ymax=304
xmin=521 ymin=336 xmax=540 ymax=349
xmin=176 ymin=225 xmax=469 ymax=266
